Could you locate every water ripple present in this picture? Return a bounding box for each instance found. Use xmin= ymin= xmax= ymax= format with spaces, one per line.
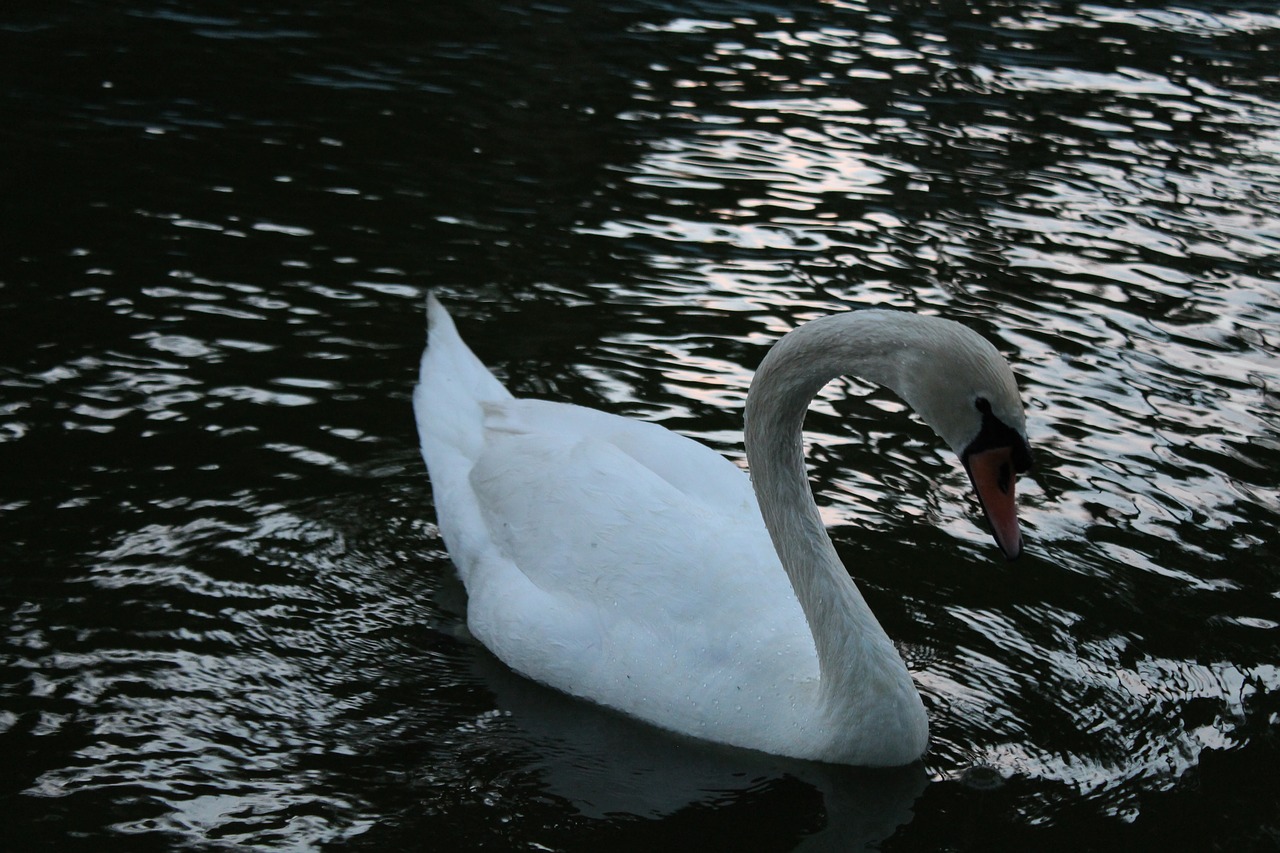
xmin=3 ymin=0 xmax=1279 ymax=848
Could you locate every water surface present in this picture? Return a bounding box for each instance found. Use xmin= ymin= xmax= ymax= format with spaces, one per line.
xmin=2 ymin=1 xmax=1278 ymax=850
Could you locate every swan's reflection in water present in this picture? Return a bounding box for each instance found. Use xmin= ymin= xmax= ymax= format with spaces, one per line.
xmin=473 ymin=653 xmax=928 ymax=849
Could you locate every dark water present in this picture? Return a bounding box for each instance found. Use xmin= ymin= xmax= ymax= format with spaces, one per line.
xmin=3 ymin=1 xmax=1279 ymax=849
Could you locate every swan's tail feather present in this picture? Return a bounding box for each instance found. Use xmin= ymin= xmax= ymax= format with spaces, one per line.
xmin=415 ymin=295 xmax=515 ymax=580
xmin=415 ymin=294 xmax=512 ymax=467
xmin=423 ymin=294 xmax=513 ymax=406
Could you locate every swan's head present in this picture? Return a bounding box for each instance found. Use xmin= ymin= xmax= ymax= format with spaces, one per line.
xmin=748 ymin=308 xmax=1033 ymax=560
xmin=956 ymin=394 xmax=1033 ymax=560
xmin=889 ymin=317 xmax=1033 ymax=560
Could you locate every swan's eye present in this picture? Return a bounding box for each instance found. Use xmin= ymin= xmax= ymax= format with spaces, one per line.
xmin=975 ymin=397 xmax=992 ymax=414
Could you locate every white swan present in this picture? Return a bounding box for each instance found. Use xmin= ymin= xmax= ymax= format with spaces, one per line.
xmin=414 ymin=296 xmax=1031 ymax=766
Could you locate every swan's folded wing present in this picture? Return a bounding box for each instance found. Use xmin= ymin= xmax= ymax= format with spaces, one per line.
xmin=469 ymin=398 xmax=788 ymax=617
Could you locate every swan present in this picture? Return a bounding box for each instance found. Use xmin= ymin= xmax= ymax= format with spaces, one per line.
xmin=414 ymin=296 xmax=1032 ymax=766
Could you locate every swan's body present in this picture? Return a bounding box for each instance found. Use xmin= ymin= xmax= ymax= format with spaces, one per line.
xmin=414 ymin=297 xmax=1031 ymax=766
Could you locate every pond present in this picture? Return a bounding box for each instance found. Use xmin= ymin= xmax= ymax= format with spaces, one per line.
xmin=2 ymin=1 xmax=1278 ymax=849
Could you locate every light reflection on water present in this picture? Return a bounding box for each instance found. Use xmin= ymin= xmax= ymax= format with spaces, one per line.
xmin=2 ymin=0 xmax=1279 ymax=849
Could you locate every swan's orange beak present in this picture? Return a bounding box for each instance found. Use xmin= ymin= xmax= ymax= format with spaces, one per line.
xmin=964 ymin=446 xmax=1023 ymax=560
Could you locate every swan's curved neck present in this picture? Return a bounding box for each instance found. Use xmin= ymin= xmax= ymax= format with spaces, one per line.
xmin=743 ymin=312 xmax=938 ymax=705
